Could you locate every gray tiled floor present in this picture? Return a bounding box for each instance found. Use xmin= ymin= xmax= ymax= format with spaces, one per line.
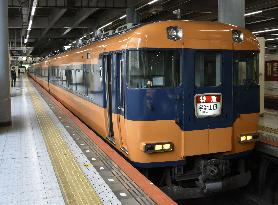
xmin=0 ymin=77 xmax=65 ymax=205
xmin=260 ymin=109 xmax=278 ymax=130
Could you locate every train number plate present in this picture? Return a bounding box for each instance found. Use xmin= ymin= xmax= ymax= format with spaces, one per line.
xmin=195 ymin=94 xmax=222 ymax=118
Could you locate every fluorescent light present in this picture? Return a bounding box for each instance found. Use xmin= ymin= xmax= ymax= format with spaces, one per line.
xmin=31 ymin=0 xmax=38 ymax=15
xmin=27 ymin=19 xmax=33 ymax=30
xmin=265 ymin=38 xmax=278 ymax=41
xmin=244 ymin=10 xmax=262 ymax=17
xmin=119 ymin=15 xmax=126 ymax=19
xmin=31 ymin=6 xmax=36 ymax=16
xmin=25 ymin=0 xmax=38 ymax=43
xmin=253 ymin=28 xmax=278 ymax=34
xmin=72 ymin=41 xmax=76 ymax=43
xmin=136 ymin=0 xmax=160 ymax=10
xmin=99 ymin=22 xmax=112 ymax=30
xmin=148 ymin=0 xmax=159 ymax=5
xmin=270 ymin=34 xmax=278 ymax=36
xmin=246 ymin=18 xmax=275 ymax=25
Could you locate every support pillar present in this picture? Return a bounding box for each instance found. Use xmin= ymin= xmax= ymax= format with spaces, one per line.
xmin=126 ymin=7 xmax=139 ymax=24
xmin=218 ymin=0 xmax=245 ymax=27
xmin=0 ymin=0 xmax=11 ymax=126
xmin=257 ymin=37 xmax=265 ymax=115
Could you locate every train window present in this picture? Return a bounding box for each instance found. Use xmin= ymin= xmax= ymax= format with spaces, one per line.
xmin=65 ymin=68 xmax=73 ymax=90
xmin=71 ymin=64 xmax=85 ymax=94
xmin=87 ymin=63 xmax=104 ymax=102
xmin=233 ymin=52 xmax=258 ymax=86
xmin=49 ymin=67 xmax=59 ymax=85
xmin=59 ymin=68 xmax=66 ymax=87
xmin=128 ymin=50 xmax=180 ymax=88
xmin=195 ymin=53 xmax=222 ymax=87
xmin=41 ymin=68 xmax=48 ymax=81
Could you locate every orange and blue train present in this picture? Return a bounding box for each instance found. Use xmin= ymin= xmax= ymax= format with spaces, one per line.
xmin=29 ymin=20 xmax=260 ymax=198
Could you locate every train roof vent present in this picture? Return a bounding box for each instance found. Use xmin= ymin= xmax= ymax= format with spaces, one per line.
xmin=101 ymin=30 xmax=114 ymax=39
xmin=95 ymin=29 xmax=102 ymax=37
xmin=115 ymin=23 xmax=135 ymax=33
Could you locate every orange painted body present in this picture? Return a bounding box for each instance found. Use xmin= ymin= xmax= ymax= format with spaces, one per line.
xmin=30 ymin=20 xmax=259 ymax=164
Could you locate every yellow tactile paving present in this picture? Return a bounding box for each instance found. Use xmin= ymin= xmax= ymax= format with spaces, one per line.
xmin=27 ymin=80 xmax=103 ymax=205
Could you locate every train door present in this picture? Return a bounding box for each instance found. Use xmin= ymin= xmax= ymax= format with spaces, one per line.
xmin=103 ymin=54 xmax=114 ymax=143
xmin=116 ymin=53 xmax=128 ymax=153
xmin=183 ymin=50 xmax=233 ymax=153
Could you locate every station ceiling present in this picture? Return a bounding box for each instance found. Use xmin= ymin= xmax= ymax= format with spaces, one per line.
xmin=8 ymin=0 xmax=278 ymax=57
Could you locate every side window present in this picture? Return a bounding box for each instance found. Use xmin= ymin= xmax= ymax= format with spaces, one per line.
xmin=59 ymin=67 xmax=67 ymax=88
xmin=195 ymin=53 xmax=222 ymax=87
xmin=72 ymin=64 xmax=85 ymax=94
xmin=42 ymin=68 xmax=48 ymax=81
xmin=50 ymin=67 xmax=58 ymax=84
xmin=65 ymin=66 xmax=73 ymax=89
xmin=233 ymin=52 xmax=258 ymax=86
xmin=85 ymin=58 xmax=104 ymax=105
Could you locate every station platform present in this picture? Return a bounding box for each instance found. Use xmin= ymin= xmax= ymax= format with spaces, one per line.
xmin=257 ymin=109 xmax=278 ymax=158
xmin=265 ymin=95 xmax=278 ymax=110
xmin=0 ymin=76 xmax=176 ymax=205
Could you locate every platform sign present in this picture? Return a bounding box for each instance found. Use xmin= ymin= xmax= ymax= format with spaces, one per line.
xmin=195 ymin=94 xmax=222 ymax=118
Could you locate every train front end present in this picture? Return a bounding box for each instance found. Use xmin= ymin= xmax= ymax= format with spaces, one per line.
xmin=122 ymin=21 xmax=260 ymax=197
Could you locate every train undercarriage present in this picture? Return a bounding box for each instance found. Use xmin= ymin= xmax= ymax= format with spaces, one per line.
xmin=142 ymin=154 xmax=253 ymax=199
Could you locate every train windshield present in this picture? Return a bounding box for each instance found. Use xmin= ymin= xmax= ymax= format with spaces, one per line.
xmin=195 ymin=53 xmax=222 ymax=87
xmin=128 ymin=50 xmax=180 ymax=88
xmin=233 ymin=52 xmax=259 ymax=86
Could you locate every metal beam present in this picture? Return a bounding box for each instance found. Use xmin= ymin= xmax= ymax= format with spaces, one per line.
xmin=61 ymin=8 xmax=97 ymax=36
xmin=8 ymin=16 xmax=93 ymax=29
xmin=21 ymin=3 xmax=30 ymax=38
xmin=35 ymin=8 xmax=67 ymax=46
xmin=9 ymin=0 xmax=128 ymax=9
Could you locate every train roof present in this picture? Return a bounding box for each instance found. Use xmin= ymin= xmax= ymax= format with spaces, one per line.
xmin=34 ymin=20 xmax=259 ymax=67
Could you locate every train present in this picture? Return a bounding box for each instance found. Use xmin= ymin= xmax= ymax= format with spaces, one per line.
xmin=265 ymin=55 xmax=278 ymax=109
xmin=29 ymin=20 xmax=260 ymax=199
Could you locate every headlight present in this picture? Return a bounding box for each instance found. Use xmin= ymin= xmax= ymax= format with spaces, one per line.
xmin=144 ymin=142 xmax=174 ymax=153
xmin=167 ymin=26 xmax=183 ymax=41
xmin=232 ymin=30 xmax=244 ymax=43
xmin=239 ymin=134 xmax=258 ymax=143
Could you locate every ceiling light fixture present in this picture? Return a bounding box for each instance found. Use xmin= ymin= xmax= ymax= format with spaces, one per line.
xmin=136 ymin=0 xmax=160 ymax=10
xmin=25 ymin=0 xmax=38 ymax=44
xmin=265 ymin=37 xmax=278 ymax=41
xmin=98 ymin=22 xmax=113 ymax=30
xmin=119 ymin=15 xmax=127 ymax=19
xmin=244 ymin=10 xmax=262 ymax=17
xmin=148 ymin=0 xmax=159 ymax=5
xmin=246 ymin=18 xmax=275 ymax=25
xmin=253 ymin=28 xmax=278 ymax=34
